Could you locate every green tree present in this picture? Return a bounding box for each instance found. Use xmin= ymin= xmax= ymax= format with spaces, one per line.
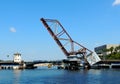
xmin=109 ymin=47 xmax=114 ymax=54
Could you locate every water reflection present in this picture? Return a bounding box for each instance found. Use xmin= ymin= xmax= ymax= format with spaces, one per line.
xmin=87 ymin=69 xmax=101 ymax=84
xmin=0 ymin=69 xmax=120 ymax=84
xmin=13 ymin=70 xmax=21 ymax=84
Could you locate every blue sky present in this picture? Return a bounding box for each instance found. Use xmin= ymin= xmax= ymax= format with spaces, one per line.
xmin=0 ymin=0 xmax=120 ymax=61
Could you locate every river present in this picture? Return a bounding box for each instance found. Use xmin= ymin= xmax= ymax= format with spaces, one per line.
xmin=0 ymin=67 xmax=120 ymax=84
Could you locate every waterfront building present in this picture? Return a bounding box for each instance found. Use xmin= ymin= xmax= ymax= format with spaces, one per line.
xmin=94 ymin=44 xmax=119 ymax=59
xmin=0 ymin=52 xmax=26 ymax=70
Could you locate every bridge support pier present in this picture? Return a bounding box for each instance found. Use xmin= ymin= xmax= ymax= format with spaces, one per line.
xmin=62 ymin=59 xmax=80 ymax=70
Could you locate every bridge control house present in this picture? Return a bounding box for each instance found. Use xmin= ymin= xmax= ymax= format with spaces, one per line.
xmin=0 ymin=53 xmax=25 ymax=70
xmin=13 ymin=53 xmax=22 ymax=63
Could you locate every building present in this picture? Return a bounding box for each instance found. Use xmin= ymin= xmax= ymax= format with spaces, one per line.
xmin=94 ymin=44 xmax=119 ymax=59
xmin=13 ymin=53 xmax=22 ymax=63
xmin=0 ymin=52 xmax=38 ymax=70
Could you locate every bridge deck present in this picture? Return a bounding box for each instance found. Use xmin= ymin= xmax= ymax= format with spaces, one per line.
xmin=96 ymin=60 xmax=120 ymax=64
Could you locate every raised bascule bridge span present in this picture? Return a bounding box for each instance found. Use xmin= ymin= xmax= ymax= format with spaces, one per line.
xmin=1 ymin=18 xmax=120 ymax=70
xmin=40 ymin=18 xmax=101 ymax=70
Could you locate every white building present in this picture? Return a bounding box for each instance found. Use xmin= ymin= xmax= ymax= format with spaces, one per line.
xmin=13 ymin=53 xmax=22 ymax=63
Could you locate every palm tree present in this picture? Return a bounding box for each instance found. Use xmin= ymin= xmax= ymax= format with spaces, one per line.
xmin=118 ymin=45 xmax=120 ymax=52
xmin=114 ymin=45 xmax=120 ymax=53
xmin=101 ymin=48 xmax=109 ymax=60
xmin=109 ymin=47 xmax=114 ymax=54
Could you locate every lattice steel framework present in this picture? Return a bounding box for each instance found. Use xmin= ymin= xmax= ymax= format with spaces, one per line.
xmin=41 ymin=18 xmax=93 ymax=58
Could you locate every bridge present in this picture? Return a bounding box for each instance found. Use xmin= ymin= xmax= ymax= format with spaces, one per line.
xmin=0 ymin=60 xmax=62 ymax=69
xmin=96 ymin=60 xmax=120 ymax=64
xmin=40 ymin=18 xmax=101 ymax=70
xmin=1 ymin=59 xmax=120 ymax=70
xmin=1 ymin=18 xmax=119 ymax=70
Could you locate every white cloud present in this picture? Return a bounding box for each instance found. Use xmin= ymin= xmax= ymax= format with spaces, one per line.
xmin=10 ymin=27 xmax=16 ymax=33
xmin=112 ymin=0 xmax=120 ymax=6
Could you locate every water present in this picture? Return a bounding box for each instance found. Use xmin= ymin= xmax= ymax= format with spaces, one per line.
xmin=0 ymin=67 xmax=120 ymax=84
